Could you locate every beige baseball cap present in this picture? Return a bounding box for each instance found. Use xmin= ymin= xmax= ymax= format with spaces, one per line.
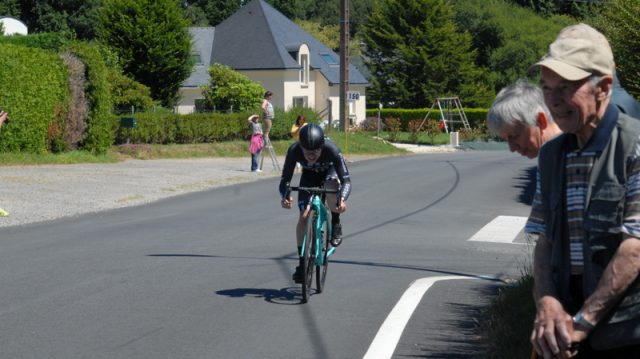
xmin=532 ymin=23 xmax=614 ymax=81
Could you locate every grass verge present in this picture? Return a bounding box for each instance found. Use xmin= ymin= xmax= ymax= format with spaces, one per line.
xmin=0 ymin=132 xmax=407 ymax=165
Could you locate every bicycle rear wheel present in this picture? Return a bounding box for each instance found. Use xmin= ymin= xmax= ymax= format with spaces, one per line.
xmin=301 ymin=211 xmax=316 ymax=303
xmin=316 ymin=217 xmax=330 ymax=293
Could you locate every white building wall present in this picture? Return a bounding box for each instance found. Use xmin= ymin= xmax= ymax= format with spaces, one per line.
xmin=175 ymin=88 xmax=203 ymax=114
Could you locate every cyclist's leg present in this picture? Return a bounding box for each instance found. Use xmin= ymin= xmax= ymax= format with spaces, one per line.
xmin=324 ymin=168 xmax=343 ymax=246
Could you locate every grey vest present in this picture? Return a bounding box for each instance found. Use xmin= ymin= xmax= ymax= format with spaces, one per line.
xmin=538 ymin=113 xmax=640 ymax=349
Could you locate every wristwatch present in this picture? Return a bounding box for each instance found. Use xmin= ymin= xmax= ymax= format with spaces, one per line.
xmin=572 ymin=311 xmax=595 ymax=331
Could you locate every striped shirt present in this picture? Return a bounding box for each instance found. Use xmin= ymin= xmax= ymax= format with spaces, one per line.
xmin=526 ymin=107 xmax=640 ymax=274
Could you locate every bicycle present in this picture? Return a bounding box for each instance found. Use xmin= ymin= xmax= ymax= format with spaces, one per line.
xmin=288 ymin=185 xmax=339 ymax=303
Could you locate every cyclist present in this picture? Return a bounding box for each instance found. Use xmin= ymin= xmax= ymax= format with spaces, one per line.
xmin=279 ymin=124 xmax=351 ymax=283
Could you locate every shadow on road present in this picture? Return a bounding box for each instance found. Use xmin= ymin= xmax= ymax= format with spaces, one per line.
xmin=216 ymin=287 xmax=304 ymax=305
xmin=400 ymin=282 xmax=500 ymax=358
xmin=513 ymin=166 xmax=537 ymax=206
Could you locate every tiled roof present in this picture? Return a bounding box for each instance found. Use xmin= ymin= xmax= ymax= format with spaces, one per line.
xmin=189 ymin=0 xmax=367 ymax=86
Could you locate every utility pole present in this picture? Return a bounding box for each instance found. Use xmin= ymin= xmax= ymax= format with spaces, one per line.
xmin=339 ymin=0 xmax=349 ymax=132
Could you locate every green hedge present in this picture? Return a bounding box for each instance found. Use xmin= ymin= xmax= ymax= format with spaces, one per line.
xmin=64 ymin=42 xmax=114 ymax=154
xmin=0 ymin=44 xmax=69 ymax=153
xmin=114 ymin=111 xmax=251 ymax=144
xmin=0 ymin=32 xmax=72 ymax=51
xmin=366 ymin=108 xmax=489 ymax=129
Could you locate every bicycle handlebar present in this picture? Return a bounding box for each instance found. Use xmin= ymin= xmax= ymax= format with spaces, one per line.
xmin=286 ymin=184 xmax=342 ymax=208
xmin=289 ymin=186 xmax=338 ymax=194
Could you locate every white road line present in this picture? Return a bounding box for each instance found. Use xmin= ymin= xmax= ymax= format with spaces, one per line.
xmin=363 ymin=276 xmax=475 ymax=359
xmin=468 ymin=215 xmax=528 ymax=243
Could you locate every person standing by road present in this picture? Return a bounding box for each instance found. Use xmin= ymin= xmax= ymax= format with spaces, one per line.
xmin=487 ymin=79 xmax=561 ymax=159
xmin=261 ymin=91 xmax=275 ymax=140
xmin=290 ymin=114 xmax=307 ymax=141
xmin=526 ymin=24 xmax=640 ymax=358
xmin=248 ymin=114 xmax=264 ymax=173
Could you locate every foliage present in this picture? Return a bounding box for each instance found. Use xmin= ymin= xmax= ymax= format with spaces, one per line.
xmin=64 ymin=41 xmax=114 ymax=154
xmin=0 ymin=31 xmax=72 ymax=50
xmin=423 ymin=119 xmax=442 ymax=145
xmin=507 ymin=0 xmax=603 ymax=19
xmin=483 ymin=274 xmax=536 ymax=358
xmin=182 ymin=0 xmax=241 ymax=27
xmin=361 ymin=0 xmax=493 ymax=108
xmin=407 ymin=119 xmax=424 ymax=143
xmin=110 ymin=72 xmax=156 ymax=113
xmin=11 ymin=0 xmax=102 ymax=40
xmin=0 ymin=44 xmax=69 ymax=153
xmin=384 ymin=117 xmax=401 ymax=142
xmin=114 ymin=111 xmax=252 ymax=145
xmin=295 ymin=19 xmax=361 ymax=58
xmin=201 ymin=63 xmax=265 ymax=113
xmin=451 ymin=0 xmax=573 ymax=93
xmin=589 ymin=0 xmax=640 ymax=99
xmin=0 ymin=0 xmax=20 ymax=17
xmin=97 ymin=0 xmax=193 ymax=107
xmin=366 ymin=107 xmax=489 ymax=130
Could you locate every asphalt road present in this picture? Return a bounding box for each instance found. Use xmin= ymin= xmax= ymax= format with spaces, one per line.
xmin=0 ymin=151 xmax=535 ymax=359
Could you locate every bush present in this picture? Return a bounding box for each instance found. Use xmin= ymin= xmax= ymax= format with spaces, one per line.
xmin=0 ymin=44 xmax=69 ymax=153
xmin=384 ymin=117 xmax=402 ymax=142
xmin=63 ymin=42 xmax=114 ymax=154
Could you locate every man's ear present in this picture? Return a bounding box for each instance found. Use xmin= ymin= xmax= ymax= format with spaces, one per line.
xmin=536 ymin=111 xmax=549 ymax=130
xmin=596 ymin=75 xmax=613 ymax=101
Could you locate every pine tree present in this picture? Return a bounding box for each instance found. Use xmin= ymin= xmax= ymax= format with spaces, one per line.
xmin=361 ymin=0 xmax=492 ymax=108
xmin=97 ymin=0 xmax=193 ymax=107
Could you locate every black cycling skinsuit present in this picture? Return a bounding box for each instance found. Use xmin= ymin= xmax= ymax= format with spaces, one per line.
xmin=278 ymin=139 xmax=352 ymax=210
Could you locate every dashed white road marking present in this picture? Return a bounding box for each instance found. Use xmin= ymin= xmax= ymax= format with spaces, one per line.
xmin=363 ymin=275 xmax=489 ymax=359
xmin=468 ymin=215 xmax=528 ymax=243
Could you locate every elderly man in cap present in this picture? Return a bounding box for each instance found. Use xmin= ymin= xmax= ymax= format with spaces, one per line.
xmin=526 ymin=23 xmax=640 ymax=358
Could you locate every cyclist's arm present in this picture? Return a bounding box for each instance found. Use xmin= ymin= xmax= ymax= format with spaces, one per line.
xmin=278 ymin=143 xmax=299 ymax=198
xmin=326 ymin=141 xmax=351 ymax=201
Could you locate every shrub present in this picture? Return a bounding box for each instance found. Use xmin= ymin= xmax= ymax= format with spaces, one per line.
xmin=0 ymin=44 xmax=69 ymax=153
xmin=384 ymin=117 xmax=401 ymax=142
xmin=64 ymin=41 xmax=114 ymax=154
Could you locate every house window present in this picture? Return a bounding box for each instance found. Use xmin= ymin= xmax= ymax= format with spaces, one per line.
xmin=192 ymin=53 xmax=203 ymax=65
xmin=293 ymin=96 xmax=308 ymax=108
xmin=300 ymin=54 xmax=309 ymax=85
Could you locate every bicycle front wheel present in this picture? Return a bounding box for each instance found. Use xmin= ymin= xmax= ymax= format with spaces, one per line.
xmin=301 ymin=210 xmax=316 ymax=303
xmin=316 ymin=217 xmax=330 ymax=293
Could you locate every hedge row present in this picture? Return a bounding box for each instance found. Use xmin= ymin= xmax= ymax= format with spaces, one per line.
xmin=365 ymin=108 xmax=489 ymax=130
xmin=0 ymin=44 xmax=69 ymax=153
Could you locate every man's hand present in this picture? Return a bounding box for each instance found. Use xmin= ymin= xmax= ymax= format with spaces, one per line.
xmin=335 ymin=198 xmax=347 ymax=213
xmin=531 ymin=296 xmax=574 ymax=358
xmin=281 ymin=196 xmax=293 ymax=209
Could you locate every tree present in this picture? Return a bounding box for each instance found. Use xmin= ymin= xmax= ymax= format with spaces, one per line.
xmin=97 ymin=0 xmax=193 ymax=107
xmin=591 ymin=0 xmax=640 ymax=99
xmin=12 ymin=0 xmax=101 ymax=40
xmin=0 ymin=0 xmax=19 ymax=17
xmin=183 ymin=0 xmax=241 ymax=26
xmin=201 ymin=63 xmax=265 ymax=112
xmin=507 ymin=0 xmax=603 ymax=19
xmin=361 ymin=0 xmax=492 ymax=108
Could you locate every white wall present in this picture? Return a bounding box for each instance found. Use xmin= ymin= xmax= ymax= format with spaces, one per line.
xmin=175 ymin=88 xmax=202 ymax=114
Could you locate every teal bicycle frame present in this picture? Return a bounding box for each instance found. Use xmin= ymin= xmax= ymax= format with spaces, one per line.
xmin=302 ymin=192 xmax=336 ymax=263
xmin=289 ymin=185 xmax=339 ymax=302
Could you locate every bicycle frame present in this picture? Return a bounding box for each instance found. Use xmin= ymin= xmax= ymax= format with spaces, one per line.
xmin=301 ymin=193 xmax=335 ymax=266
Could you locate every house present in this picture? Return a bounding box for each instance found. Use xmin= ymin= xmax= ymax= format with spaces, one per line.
xmin=176 ymin=0 xmax=369 ymax=125
xmin=0 ymin=16 xmax=28 ymax=36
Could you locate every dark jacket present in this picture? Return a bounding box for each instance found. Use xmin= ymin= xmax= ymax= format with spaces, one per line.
xmin=538 ymin=107 xmax=640 ymax=349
